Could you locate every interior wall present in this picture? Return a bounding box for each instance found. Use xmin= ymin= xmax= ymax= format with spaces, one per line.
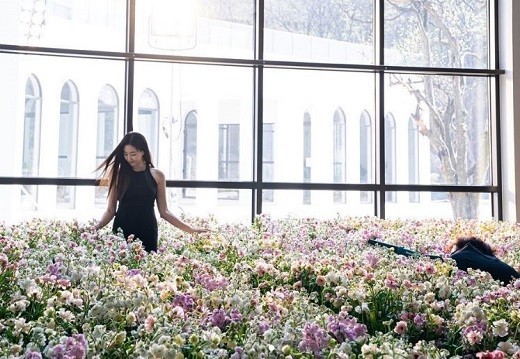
xmin=499 ymin=0 xmax=520 ymax=222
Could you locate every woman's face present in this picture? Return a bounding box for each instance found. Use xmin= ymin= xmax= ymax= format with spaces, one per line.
xmin=123 ymin=144 xmax=145 ymax=169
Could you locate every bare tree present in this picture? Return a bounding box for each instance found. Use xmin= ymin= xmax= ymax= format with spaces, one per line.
xmin=386 ymin=0 xmax=489 ymax=219
xmin=199 ymin=0 xmax=490 ymax=219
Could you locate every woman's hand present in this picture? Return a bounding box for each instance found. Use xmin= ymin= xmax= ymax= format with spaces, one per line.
xmin=190 ymin=227 xmax=211 ymax=235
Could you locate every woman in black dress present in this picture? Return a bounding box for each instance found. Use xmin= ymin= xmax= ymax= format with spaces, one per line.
xmin=94 ymin=132 xmax=207 ymax=252
xmin=448 ymin=236 xmax=520 ymax=285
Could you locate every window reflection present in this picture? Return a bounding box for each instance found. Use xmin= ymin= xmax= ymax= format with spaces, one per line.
xmin=303 ymin=112 xmax=311 ymax=204
xmin=263 ymin=123 xmax=274 ymax=202
xmin=137 ymin=89 xmax=160 ymax=164
xmin=183 ymin=110 xmax=197 ymax=199
xmin=95 ymin=84 xmax=119 ymax=205
xmin=360 ymin=110 xmax=372 ymax=203
xmin=385 ymin=113 xmax=396 ymax=202
xmin=333 ymin=108 xmax=346 ymax=203
xmin=218 ymin=123 xmax=240 ymax=200
xmin=21 ymin=75 xmax=42 ymax=211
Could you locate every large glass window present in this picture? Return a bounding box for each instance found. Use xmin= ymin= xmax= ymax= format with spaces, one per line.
xmin=0 ymin=1 xmax=501 ymax=223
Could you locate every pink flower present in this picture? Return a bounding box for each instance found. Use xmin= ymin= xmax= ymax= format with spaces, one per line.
xmin=465 ymin=329 xmax=484 ymax=345
xmin=393 ymin=321 xmax=408 ymax=335
xmin=145 ymin=315 xmax=156 ymax=332
xmin=476 ymin=350 xmax=506 ymax=359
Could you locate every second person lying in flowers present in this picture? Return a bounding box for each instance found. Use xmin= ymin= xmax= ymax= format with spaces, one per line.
xmin=94 ymin=131 xmax=209 ymax=253
xmin=369 ymin=236 xmax=520 ymax=285
xmin=447 ymin=236 xmax=520 ymax=285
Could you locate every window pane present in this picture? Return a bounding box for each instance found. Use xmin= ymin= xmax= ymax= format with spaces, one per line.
xmin=134 ymin=61 xmax=253 ymax=182
xmin=265 ymin=0 xmax=374 ymax=64
xmin=170 ymin=187 xmax=251 ymax=224
xmin=264 ymin=68 xmax=376 ymax=183
xmin=385 ymin=74 xmax=491 ymax=187
xmin=384 ymin=0 xmax=489 ymax=68
xmin=0 ymin=53 xmax=126 ymax=178
xmin=262 ymin=190 xmax=374 ymax=218
xmin=136 ymin=89 xmax=160 ymax=164
xmin=0 ymin=185 xmax=105 ymax=224
xmin=0 ymin=0 xmax=126 ymax=50
xmin=135 ymin=0 xmax=255 ymax=58
xmin=385 ymin=192 xmax=493 ymax=220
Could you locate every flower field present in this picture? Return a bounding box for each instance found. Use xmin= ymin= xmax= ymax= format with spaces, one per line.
xmin=1 ymin=215 xmax=520 ymax=358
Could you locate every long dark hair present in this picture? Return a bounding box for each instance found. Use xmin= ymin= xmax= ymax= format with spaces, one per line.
xmin=452 ymin=236 xmax=495 ymax=256
xmin=96 ymin=132 xmax=155 ymax=200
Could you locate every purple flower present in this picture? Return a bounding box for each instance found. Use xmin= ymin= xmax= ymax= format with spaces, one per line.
xmin=298 ymin=322 xmax=329 ymax=358
xmin=208 ymin=308 xmax=230 ymax=330
xmin=25 ymin=352 xmax=43 ymax=359
xmin=258 ymin=320 xmax=271 ymax=335
xmin=127 ymin=269 xmax=142 ymax=276
xmin=173 ymin=293 xmax=196 ymax=311
xmin=230 ymin=347 xmax=246 ymax=359
xmin=229 ymin=308 xmax=243 ymax=323
xmin=413 ymin=313 xmax=427 ymax=327
xmin=49 ymin=334 xmax=88 ymax=359
xmin=327 ymin=313 xmax=367 ymax=342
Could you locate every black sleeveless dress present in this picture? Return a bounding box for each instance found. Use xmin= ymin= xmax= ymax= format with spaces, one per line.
xmin=112 ymin=167 xmax=158 ymax=252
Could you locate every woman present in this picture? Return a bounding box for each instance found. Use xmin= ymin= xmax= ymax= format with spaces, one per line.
xmin=94 ymin=132 xmax=207 ymax=252
xmin=448 ymin=236 xmax=520 ymax=285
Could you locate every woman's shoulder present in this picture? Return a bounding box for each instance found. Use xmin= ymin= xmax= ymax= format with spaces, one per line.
xmin=149 ymin=167 xmax=165 ymax=182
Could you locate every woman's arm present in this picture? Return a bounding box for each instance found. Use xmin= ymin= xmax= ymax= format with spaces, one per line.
xmin=94 ymin=188 xmax=117 ymax=230
xmin=153 ymin=168 xmax=207 ymax=234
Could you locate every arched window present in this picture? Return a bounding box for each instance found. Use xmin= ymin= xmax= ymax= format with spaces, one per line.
xmin=385 ymin=113 xmax=396 ymax=203
xmin=183 ymin=110 xmax=197 ymax=198
xmin=333 ymin=108 xmax=346 ymax=203
xmin=408 ymin=116 xmax=419 ymax=203
xmin=360 ymin=111 xmax=372 ymax=203
xmin=57 ymin=80 xmax=79 ymax=208
xmin=96 ymin=84 xmax=119 ymax=204
xmin=21 ymin=74 xmax=42 ymax=211
xmin=303 ymin=112 xmax=311 ymax=204
xmin=137 ymin=89 xmax=159 ymax=163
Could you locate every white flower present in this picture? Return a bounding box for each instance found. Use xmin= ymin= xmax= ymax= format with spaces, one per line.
xmin=497 ymin=341 xmax=519 ymax=355
xmin=149 ymin=343 xmax=168 ymax=358
xmin=492 ymin=319 xmax=509 ymax=337
xmin=57 ymin=308 xmax=75 ymax=321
